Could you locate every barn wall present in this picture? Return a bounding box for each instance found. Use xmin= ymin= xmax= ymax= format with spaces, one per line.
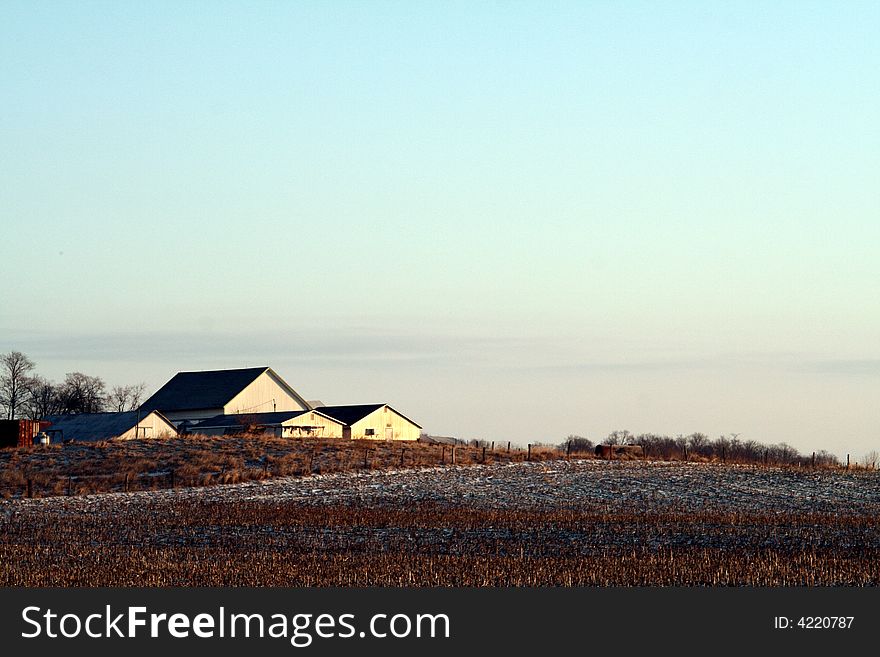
xmin=189 ymin=413 xmax=343 ymax=439
xmin=224 ymin=371 xmax=308 ymax=415
xmin=282 ymin=412 xmax=344 ymax=438
xmin=188 ymin=423 xmax=276 ymax=437
xmin=350 ymin=406 xmax=420 ymax=441
xmin=117 ymin=412 xmax=178 ymax=440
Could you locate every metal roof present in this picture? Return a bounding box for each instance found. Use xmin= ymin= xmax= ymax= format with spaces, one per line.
xmin=139 ymin=367 xmax=273 ymax=413
xmin=193 ymin=410 xmax=312 ymax=429
xmin=42 ymin=411 xmax=173 ymax=442
xmin=312 ymin=404 xmax=384 ymax=425
xmin=314 ymin=404 xmax=422 ymax=428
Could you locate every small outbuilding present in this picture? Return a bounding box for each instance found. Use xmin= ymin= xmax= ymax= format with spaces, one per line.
xmin=315 ymin=404 xmax=421 ymax=441
xmin=0 ymin=420 xmax=47 ymax=448
xmin=189 ymin=410 xmax=345 ymax=438
xmin=42 ymin=410 xmax=177 ymax=443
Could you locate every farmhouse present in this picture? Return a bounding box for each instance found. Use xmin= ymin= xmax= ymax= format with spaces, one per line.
xmin=189 ymin=410 xmax=345 ymax=438
xmin=41 ymin=410 xmax=177 ymax=443
xmin=139 ymin=367 xmax=311 ymax=426
xmin=314 ymin=404 xmax=421 ymax=441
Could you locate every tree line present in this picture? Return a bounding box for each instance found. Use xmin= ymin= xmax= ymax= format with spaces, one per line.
xmin=0 ymin=351 xmax=146 ymax=420
xmin=561 ymin=429 xmax=842 ymax=467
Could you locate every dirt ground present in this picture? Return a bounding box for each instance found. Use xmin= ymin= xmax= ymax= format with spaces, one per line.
xmin=3 ymin=459 xmax=879 ymax=586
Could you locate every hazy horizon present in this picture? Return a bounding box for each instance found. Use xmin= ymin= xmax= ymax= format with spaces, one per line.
xmin=2 ymin=2 xmax=878 ymax=458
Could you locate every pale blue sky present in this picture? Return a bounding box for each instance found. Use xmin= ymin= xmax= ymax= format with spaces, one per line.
xmin=1 ymin=2 xmax=878 ymax=456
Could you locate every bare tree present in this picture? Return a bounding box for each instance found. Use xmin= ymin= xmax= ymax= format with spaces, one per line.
xmin=773 ymin=442 xmax=798 ymax=465
xmin=560 ymin=435 xmax=594 ymax=453
xmin=687 ymin=432 xmax=710 ymax=456
xmin=0 ymin=351 xmax=36 ymax=419
xmin=129 ymin=382 xmax=146 ymax=409
xmin=674 ymin=434 xmax=689 ymax=458
xmin=109 ymin=383 xmax=147 ymax=412
xmin=814 ymin=450 xmax=839 ymax=467
xmin=604 ymin=429 xmax=632 ymax=445
xmin=23 ymin=375 xmax=61 ymax=419
xmin=57 ymin=372 xmax=107 ymax=414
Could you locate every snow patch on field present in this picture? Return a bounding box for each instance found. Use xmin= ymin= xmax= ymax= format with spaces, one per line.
xmin=6 ymin=459 xmax=880 ymax=515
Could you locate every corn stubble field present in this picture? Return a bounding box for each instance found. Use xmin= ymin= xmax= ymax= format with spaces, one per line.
xmin=2 ymin=438 xmax=880 ymax=586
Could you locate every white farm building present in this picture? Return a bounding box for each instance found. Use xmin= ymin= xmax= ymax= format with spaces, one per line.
xmin=189 ymin=409 xmax=345 ymax=438
xmin=314 ymin=404 xmax=421 ymax=441
xmin=42 ymin=410 xmax=177 ymax=443
xmin=139 ymin=367 xmax=311 ymax=426
xmin=136 ymin=366 xmax=422 ymax=442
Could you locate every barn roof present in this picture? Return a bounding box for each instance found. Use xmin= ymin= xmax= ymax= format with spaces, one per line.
xmin=193 ymin=410 xmax=313 ymax=429
xmin=42 ymin=411 xmax=173 ymax=442
xmin=140 ymin=367 xmax=306 ymax=413
xmin=315 ymin=404 xmax=422 ymax=428
xmin=312 ymin=404 xmax=384 ymax=425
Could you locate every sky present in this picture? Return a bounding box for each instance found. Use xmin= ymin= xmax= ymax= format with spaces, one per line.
xmin=1 ymin=1 xmax=878 ymax=458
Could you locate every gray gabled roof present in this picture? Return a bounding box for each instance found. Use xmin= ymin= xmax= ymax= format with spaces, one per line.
xmin=140 ymin=367 xmax=309 ymax=413
xmin=193 ymin=410 xmax=312 ymax=429
xmin=315 ymin=404 xmax=422 ymax=428
xmin=42 ymin=411 xmax=174 ymax=442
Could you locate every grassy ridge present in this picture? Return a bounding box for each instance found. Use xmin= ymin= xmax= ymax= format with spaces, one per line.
xmin=0 ymin=436 xmax=559 ymax=499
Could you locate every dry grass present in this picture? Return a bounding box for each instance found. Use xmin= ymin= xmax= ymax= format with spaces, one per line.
xmin=0 ymin=436 xmax=559 ymax=499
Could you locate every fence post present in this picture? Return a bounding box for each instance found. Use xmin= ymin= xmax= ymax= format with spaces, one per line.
xmin=527 ymin=444 xmax=532 ymax=461
xmin=441 ymin=446 xmax=445 ymax=465
xmin=124 ymin=473 xmax=129 ymax=493
xmin=67 ymin=476 xmax=72 ymax=496
xmin=567 ymin=441 xmax=571 ymax=460
xmin=451 ymin=446 xmax=456 ymax=465
xmin=507 ymin=441 xmax=511 ymax=454
xmin=27 ymin=478 xmax=32 ymax=499
xmin=364 ymin=448 xmax=370 ymax=469
xmin=846 ymin=454 xmax=850 ymax=471
xmin=170 ymin=469 xmax=175 ymax=488
xmin=400 ymin=448 xmax=405 ymax=468
xmin=491 ymin=441 xmax=495 ymax=452
xmin=812 ymin=452 xmax=816 ymax=469
xmin=482 ymin=446 xmax=486 ymax=463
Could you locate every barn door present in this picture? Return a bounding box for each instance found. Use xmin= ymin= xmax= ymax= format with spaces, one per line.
xmin=385 ymin=426 xmax=393 ymax=441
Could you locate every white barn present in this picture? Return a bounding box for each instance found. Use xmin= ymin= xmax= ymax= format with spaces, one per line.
xmin=189 ymin=410 xmax=345 ymax=438
xmin=42 ymin=410 xmax=177 ymax=443
xmin=315 ymin=404 xmax=421 ymax=441
xmin=139 ymin=367 xmax=311 ymax=426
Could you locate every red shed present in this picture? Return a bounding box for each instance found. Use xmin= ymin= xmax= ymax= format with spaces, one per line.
xmin=0 ymin=420 xmax=44 ymax=448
